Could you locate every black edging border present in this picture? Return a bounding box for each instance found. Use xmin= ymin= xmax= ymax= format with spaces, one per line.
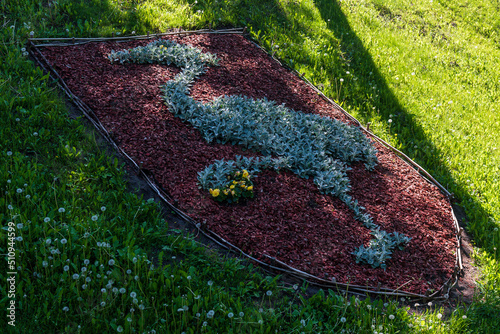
xmin=28 ymin=27 xmax=462 ymax=301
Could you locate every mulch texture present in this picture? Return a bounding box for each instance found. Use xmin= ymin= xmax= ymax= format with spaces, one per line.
xmin=40 ymin=33 xmax=457 ymax=294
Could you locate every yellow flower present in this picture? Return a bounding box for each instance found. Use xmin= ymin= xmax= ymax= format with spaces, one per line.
xmin=240 ymin=184 xmax=246 ymax=188
xmin=242 ymin=170 xmax=249 ymax=178
xmin=211 ymin=189 xmax=220 ymax=197
xmin=232 ymin=180 xmax=237 ymax=185
xmin=223 ymin=190 xmax=229 ymax=195
xmin=231 ymin=190 xmax=235 ymax=196
xmin=230 ymin=185 xmax=235 ymax=189
xmin=247 ymin=185 xmax=253 ymax=191
xmin=235 ymin=171 xmax=240 ymax=176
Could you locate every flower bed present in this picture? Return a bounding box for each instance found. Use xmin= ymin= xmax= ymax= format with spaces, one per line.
xmin=39 ymin=33 xmax=457 ymax=294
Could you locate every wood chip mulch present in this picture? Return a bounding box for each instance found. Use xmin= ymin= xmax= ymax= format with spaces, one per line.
xmin=39 ymin=33 xmax=457 ymax=295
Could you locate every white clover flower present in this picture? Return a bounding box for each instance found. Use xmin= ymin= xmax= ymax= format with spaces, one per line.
xmin=7 ymin=205 xmax=13 ymax=210
xmin=428 ymin=302 xmax=433 ymax=307
xmin=187 ymin=276 xmax=191 ymax=280
xmin=388 ymin=119 xmax=392 ymax=123
xmin=106 ymin=270 xmax=112 ymax=275
xmin=207 ymin=280 xmax=213 ymax=286
xmin=133 ymin=257 xmax=137 ymax=263
xmin=7 ymin=179 xmax=11 ymax=183
xmin=116 ymin=326 xmax=123 ymax=333
xmin=81 ymin=267 xmax=87 ymax=272
xmin=16 ymin=236 xmax=22 ymax=241
xmin=17 ymin=223 xmax=23 ymax=229
xmin=60 ymin=238 xmax=67 ymax=244
xmin=25 ymin=195 xmax=30 ymax=199
xmin=266 ymin=290 xmax=272 ymax=296
xmin=139 ymin=304 xmax=145 ymax=310
xmin=258 ymin=319 xmax=263 ymax=324
xmin=340 ymin=78 xmax=344 ymax=82
xmin=73 ymin=274 xmax=79 ymax=280
xmin=101 ymin=301 xmax=106 ymax=307
xmin=108 ymin=259 xmax=115 ymax=266
xmin=33 ymin=132 xmax=38 ymax=136
xmin=389 ymin=314 xmax=395 ymax=320
xmin=64 ymin=265 xmax=70 ymax=272
xmin=66 ymin=29 xmax=70 ymax=33
xmin=101 ymin=206 xmax=106 ymax=212
xmin=43 ymin=261 xmax=48 ymax=267
xmin=112 ymin=287 xmax=118 ymax=293
xmin=132 ymin=31 xmax=136 ymax=34
xmin=82 ymin=284 xmax=87 ymax=290
xmin=134 ymin=275 xmax=139 ymax=281
xmin=178 ymin=308 xmax=184 ymax=312
xmin=101 ymin=288 xmax=106 ymax=293
xmin=300 ymin=319 xmax=306 ymax=327
xmin=126 ymin=269 xmax=132 ymax=275
xmin=130 ymin=291 xmax=137 ymax=298
xmin=29 ymin=31 xmax=34 ymax=36
xmin=384 ymin=303 xmax=389 ymax=308
xmin=120 ymin=288 xmax=126 ymax=294
xmin=86 ymin=277 xmax=91 ymax=283
xmin=17 ymin=188 xmax=22 ymax=193
xmin=91 ymin=215 xmax=98 ymax=221
xmin=207 ymin=310 xmax=214 ymax=318
xmin=228 ymin=312 xmax=234 ymax=318
xmin=84 ymin=259 xmax=90 ymax=265
xmin=462 ymin=315 xmax=467 ymax=319
xmin=63 ymin=306 xmax=69 ymax=312
xmin=44 ymin=217 xmax=50 ymax=223
xmin=340 ymin=317 xmax=346 ymax=323
xmin=239 ymin=312 xmax=244 ymax=317
xmin=437 ymin=313 xmax=442 ymax=320
xmin=97 ymin=242 xmax=102 ymax=247
xmin=127 ymin=317 xmax=132 ymax=322
xmin=58 ymin=207 xmax=65 ymax=213
xmin=133 ymin=298 xmax=138 ymax=304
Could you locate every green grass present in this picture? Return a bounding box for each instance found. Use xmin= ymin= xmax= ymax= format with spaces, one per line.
xmin=1 ymin=0 xmax=499 ymax=332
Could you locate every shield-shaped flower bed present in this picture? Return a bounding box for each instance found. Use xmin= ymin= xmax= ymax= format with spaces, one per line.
xmin=36 ymin=32 xmax=458 ymax=296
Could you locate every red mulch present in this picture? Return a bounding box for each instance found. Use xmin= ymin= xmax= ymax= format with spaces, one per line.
xmin=39 ymin=34 xmax=457 ymax=294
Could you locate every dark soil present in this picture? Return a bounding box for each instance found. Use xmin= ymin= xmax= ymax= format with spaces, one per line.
xmin=40 ymin=33 xmax=463 ymax=296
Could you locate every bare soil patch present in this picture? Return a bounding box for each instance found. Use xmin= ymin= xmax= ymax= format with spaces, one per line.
xmin=40 ymin=33 xmax=459 ymax=295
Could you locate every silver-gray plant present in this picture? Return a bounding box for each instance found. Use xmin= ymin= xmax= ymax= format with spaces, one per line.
xmin=110 ymin=39 xmax=411 ymax=269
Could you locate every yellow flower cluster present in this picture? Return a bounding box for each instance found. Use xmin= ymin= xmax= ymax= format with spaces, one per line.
xmin=207 ymin=169 xmax=254 ymax=203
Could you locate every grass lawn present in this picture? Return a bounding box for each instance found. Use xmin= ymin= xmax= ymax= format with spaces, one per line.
xmin=1 ymin=0 xmax=499 ymax=333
